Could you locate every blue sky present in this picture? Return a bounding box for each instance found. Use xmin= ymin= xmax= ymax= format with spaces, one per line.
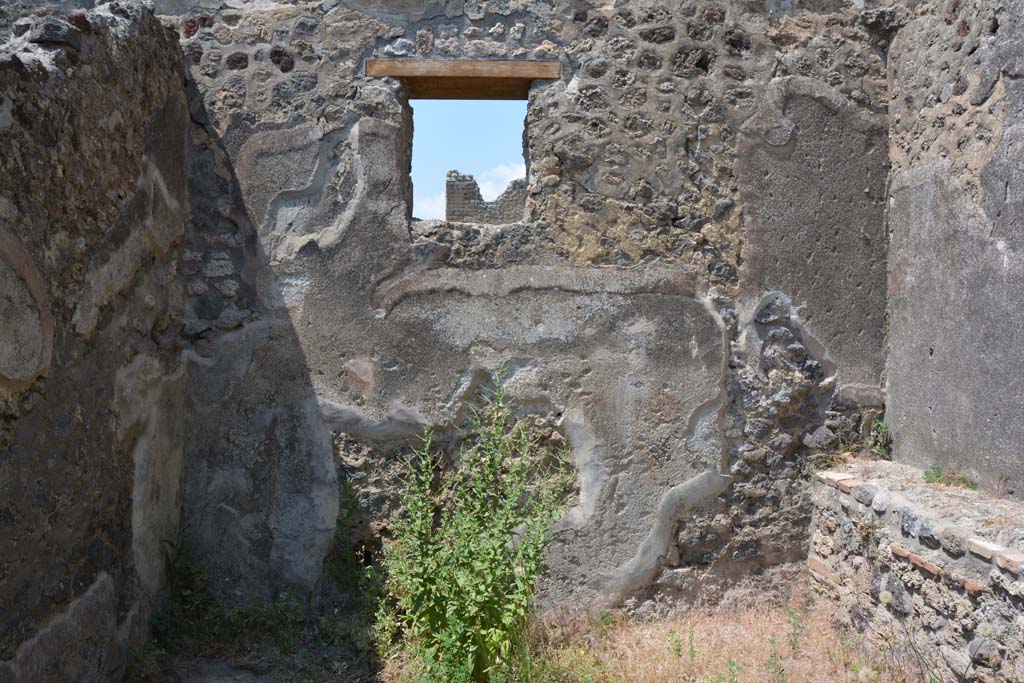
xmin=410 ymin=99 xmax=528 ymax=220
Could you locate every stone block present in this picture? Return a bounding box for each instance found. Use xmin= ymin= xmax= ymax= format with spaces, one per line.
xmin=816 ymin=471 xmax=854 ymax=488
xmin=968 ymin=538 xmax=1004 ymax=561
xmin=899 ymin=508 xmax=920 ymax=537
xmin=917 ymin=520 xmax=940 ymax=549
xmin=940 ymin=527 xmax=968 ymax=558
xmin=803 ymin=425 xmax=837 ymax=449
xmin=28 ymin=18 xmax=82 ymax=50
xmin=852 ymin=484 xmax=877 ymax=506
xmin=12 ymin=18 xmax=32 ymax=37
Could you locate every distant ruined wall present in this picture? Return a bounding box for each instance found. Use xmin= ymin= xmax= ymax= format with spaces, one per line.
xmin=886 ymin=0 xmax=1024 ymax=498
xmin=445 ymin=171 xmax=526 ymax=224
xmin=0 ymin=5 xmax=188 ymax=679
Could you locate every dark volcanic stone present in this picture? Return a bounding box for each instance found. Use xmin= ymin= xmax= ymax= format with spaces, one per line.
xmin=269 ymin=45 xmax=294 ymax=73
xmin=225 ymin=51 xmax=249 ymax=70
xmin=29 ymin=19 xmax=82 ymax=50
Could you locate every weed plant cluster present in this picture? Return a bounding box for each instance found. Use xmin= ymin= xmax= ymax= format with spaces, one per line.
xmin=376 ymin=385 xmax=572 ymax=682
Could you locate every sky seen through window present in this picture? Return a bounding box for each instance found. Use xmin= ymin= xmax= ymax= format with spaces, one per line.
xmin=410 ymin=99 xmax=527 ymax=220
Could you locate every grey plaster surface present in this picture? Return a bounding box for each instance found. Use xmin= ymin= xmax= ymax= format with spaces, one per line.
xmin=738 ymin=76 xmax=889 ymax=390
xmin=886 ymin=0 xmax=1024 ymax=498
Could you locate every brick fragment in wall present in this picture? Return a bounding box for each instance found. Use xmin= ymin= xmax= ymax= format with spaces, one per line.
xmin=905 ymin=549 xmax=943 ymax=577
xmin=995 ymin=553 xmax=1024 ymax=576
xmin=816 ymin=471 xmax=854 ymax=488
xmin=837 ymin=478 xmax=864 ymax=494
xmin=808 ymin=555 xmax=840 ymax=585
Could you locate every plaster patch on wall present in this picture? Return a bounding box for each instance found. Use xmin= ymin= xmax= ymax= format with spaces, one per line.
xmin=0 ymin=226 xmax=53 ymax=392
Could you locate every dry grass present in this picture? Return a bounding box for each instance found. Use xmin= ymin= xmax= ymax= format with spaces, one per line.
xmin=523 ymin=602 xmax=907 ymax=683
xmin=382 ymin=595 xmax=925 ymax=683
xmin=378 ymin=585 xmax=937 ymax=679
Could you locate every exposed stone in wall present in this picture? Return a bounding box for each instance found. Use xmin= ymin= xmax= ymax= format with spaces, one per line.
xmin=886 ymin=0 xmax=1024 ymax=498
xmin=810 ymin=464 xmax=1024 ymax=682
xmin=444 ymin=171 xmax=525 ymax=224
xmin=640 ymin=294 xmax=828 ymax=608
xmin=0 ymin=3 xmax=188 ymax=679
xmin=0 ymin=2 xmax=86 ymax=37
xmin=164 ymin=0 xmax=891 ymax=273
xmin=527 ymin=3 xmax=888 ymax=271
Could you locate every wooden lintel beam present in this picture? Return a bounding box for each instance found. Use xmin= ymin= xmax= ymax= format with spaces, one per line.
xmin=366 ymin=59 xmax=561 ymax=80
xmin=365 ymin=59 xmax=561 ymax=99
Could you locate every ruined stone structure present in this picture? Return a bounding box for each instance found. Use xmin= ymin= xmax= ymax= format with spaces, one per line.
xmin=812 ymin=464 xmax=1024 ymax=680
xmin=1 ymin=0 xmax=1023 ymax=680
xmin=445 ymin=171 xmax=526 ymax=224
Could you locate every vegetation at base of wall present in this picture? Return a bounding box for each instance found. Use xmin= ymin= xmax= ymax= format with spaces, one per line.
xmin=376 ymin=384 xmax=572 ymax=683
xmin=800 ymin=448 xmax=850 ymax=476
xmin=871 ymin=419 xmax=892 ymax=460
xmin=147 ymin=556 xmax=306 ymax=652
xmin=922 ymin=465 xmax=978 ymax=490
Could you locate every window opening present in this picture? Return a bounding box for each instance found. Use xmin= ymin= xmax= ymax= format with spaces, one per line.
xmin=410 ymin=99 xmax=527 ymax=222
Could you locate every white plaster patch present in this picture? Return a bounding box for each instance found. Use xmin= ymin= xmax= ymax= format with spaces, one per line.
xmin=72 ymin=156 xmax=186 ymax=336
xmin=342 ymin=356 xmax=377 ymax=393
xmin=115 ymin=355 xmax=185 ymax=599
xmin=557 ymin=406 xmax=604 ymax=529
xmin=0 ymin=258 xmax=45 ymax=383
xmin=624 ymin=317 xmax=657 ymax=335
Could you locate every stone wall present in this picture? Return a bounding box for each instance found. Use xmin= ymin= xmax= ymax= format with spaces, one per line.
xmin=156 ymin=0 xmax=893 ymax=611
xmin=885 ymin=0 xmax=1024 ymax=498
xmin=810 ymin=463 xmax=1024 ymax=682
xmin=0 ymin=4 xmax=188 ymax=679
xmin=4 ymin=0 xmax=1024 ymax=677
xmin=0 ymin=2 xmax=340 ymax=678
xmin=445 ymin=171 xmax=525 ymax=224
xmin=175 ymin=44 xmax=338 ymax=607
